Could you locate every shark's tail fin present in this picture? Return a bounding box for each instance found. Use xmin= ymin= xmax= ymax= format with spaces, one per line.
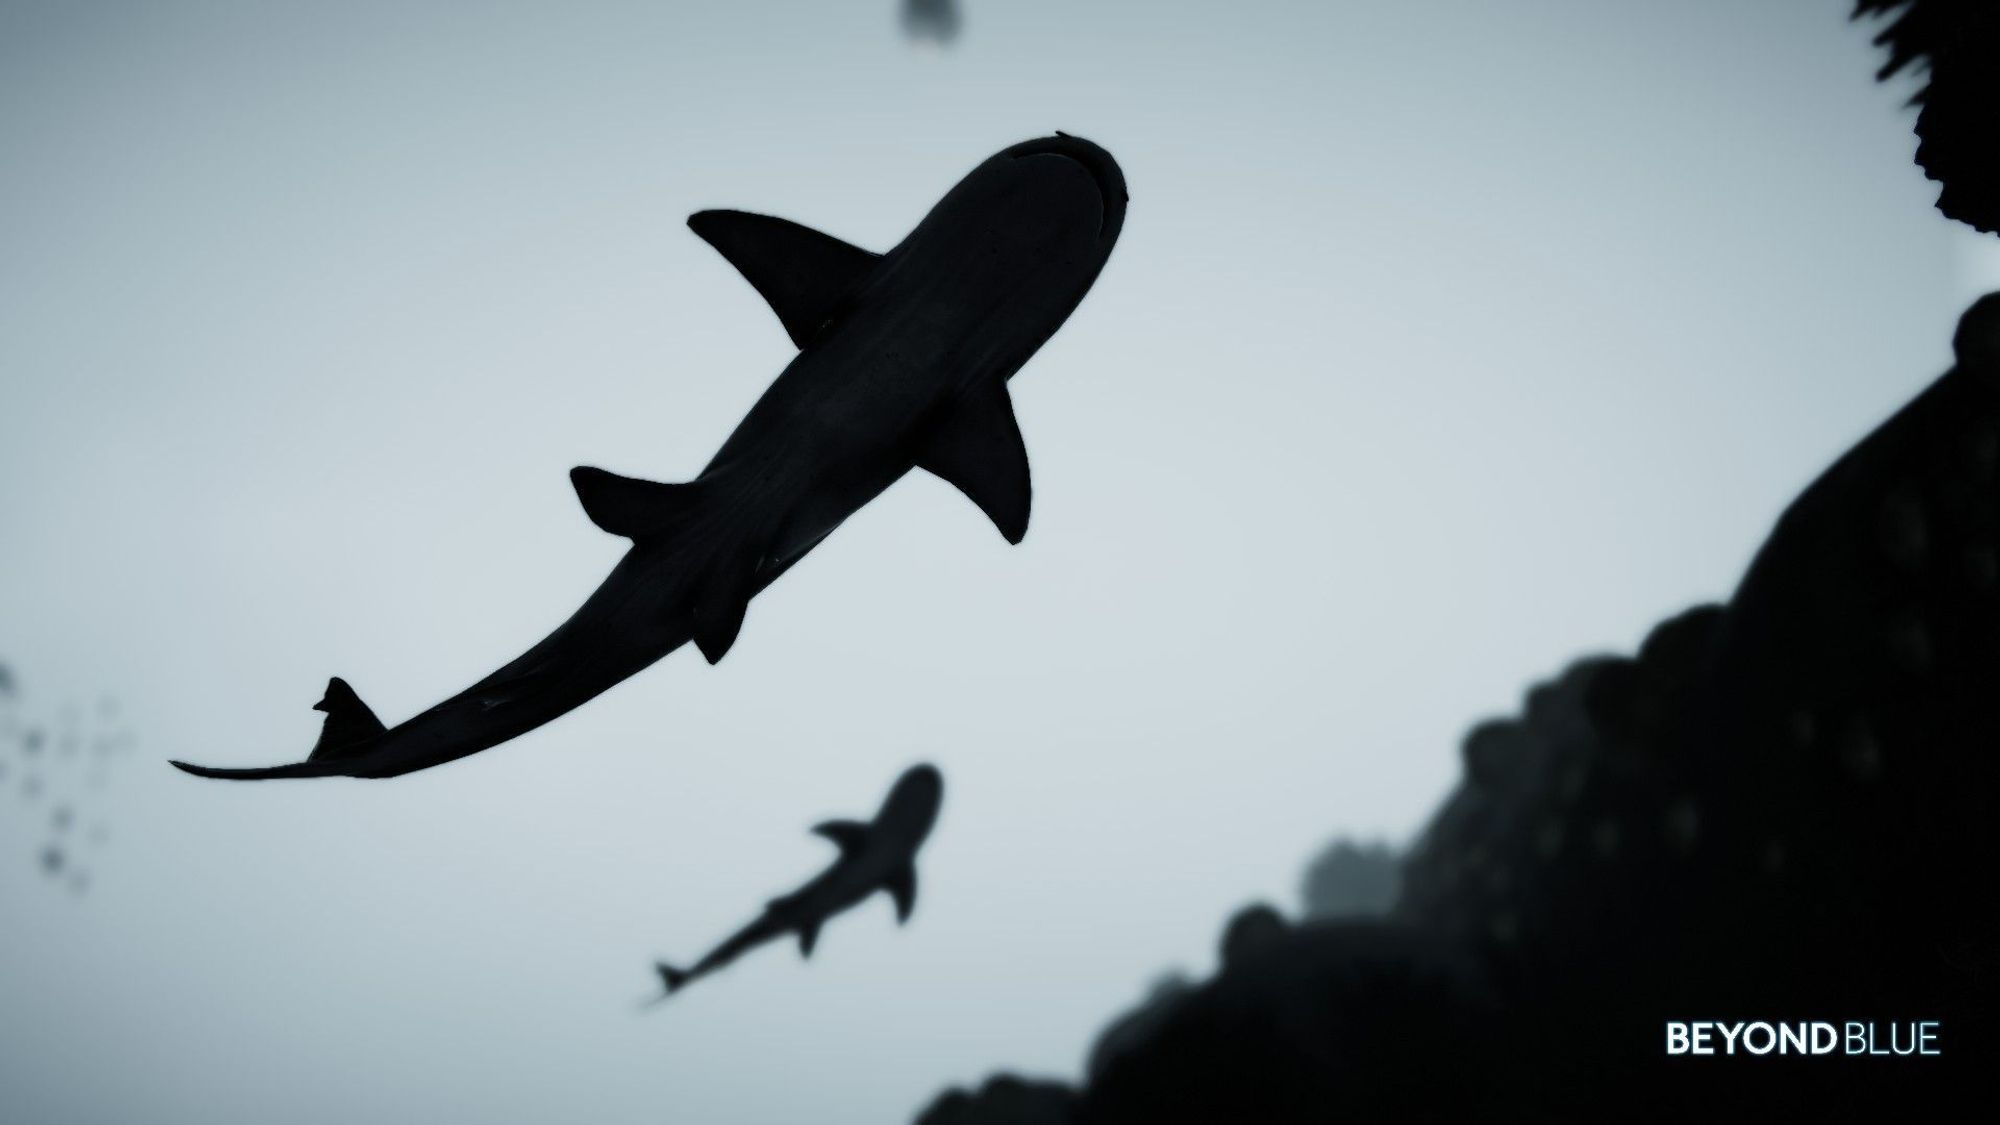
xmin=169 ymin=677 xmax=385 ymax=781
xmin=305 ymin=677 xmax=386 ymax=762
xmin=655 ymin=962 xmax=693 ymax=994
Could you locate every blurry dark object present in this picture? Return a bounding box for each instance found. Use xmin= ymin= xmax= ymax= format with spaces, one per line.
xmin=902 ymin=0 xmax=962 ymax=47
xmin=916 ymin=1075 xmax=1073 ymax=1125
xmin=0 ymin=671 xmax=132 ymax=901
xmin=1083 ymin=973 xmax=1189 ymax=1083
xmin=1081 ymin=922 xmax=1506 ymax=1123
xmin=1855 ymin=0 xmax=2000 ymax=233
xmin=647 ymin=765 xmax=944 ymax=1001
xmin=923 ymin=294 xmax=2000 ymax=1122
xmin=1299 ymin=837 xmax=1400 ymax=919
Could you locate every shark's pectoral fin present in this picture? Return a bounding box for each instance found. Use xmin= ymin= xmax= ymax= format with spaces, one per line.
xmin=797 ymin=919 xmax=822 ymax=959
xmin=812 ymin=819 xmax=872 ymax=857
xmin=306 ymin=677 xmax=386 ymax=763
xmin=687 ymin=210 xmax=881 ymax=349
xmin=917 ymin=382 xmax=1032 ymax=544
xmin=884 ymin=862 xmax=918 ymax=924
xmin=570 ymin=467 xmax=703 ymax=541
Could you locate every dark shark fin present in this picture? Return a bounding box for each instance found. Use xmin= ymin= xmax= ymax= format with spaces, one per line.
xmin=812 ymin=819 xmax=872 ymax=857
xmin=885 ymin=862 xmax=918 ymax=924
xmin=570 ymin=467 xmax=703 ymax=542
xmin=305 ymin=677 xmax=386 ymax=763
xmin=687 ymin=210 xmax=881 ymax=349
xmin=917 ymin=382 xmax=1032 ymax=544
xmin=797 ymin=919 xmax=822 ymax=959
xmin=655 ymin=962 xmax=692 ymax=994
xmin=691 ymin=566 xmax=753 ymax=665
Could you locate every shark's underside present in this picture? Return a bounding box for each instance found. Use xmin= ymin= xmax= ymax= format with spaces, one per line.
xmin=172 ymin=134 xmax=1126 ymax=781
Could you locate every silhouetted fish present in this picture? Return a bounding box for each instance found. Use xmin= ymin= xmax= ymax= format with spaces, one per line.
xmin=174 ymin=135 xmax=1125 ymax=782
xmin=649 ymin=764 xmax=944 ymax=1000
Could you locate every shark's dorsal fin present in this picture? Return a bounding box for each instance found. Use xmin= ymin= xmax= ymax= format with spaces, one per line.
xmin=884 ymin=862 xmax=918 ymax=924
xmin=306 ymin=677 xmax=386 ymax=762
xmin=570 ymin=467 xmax=703 ymax=541
xmin=797 ymin=918 xmax=822 ymax=959
xmin=813 ymin=819 xmax=872 ymax=857
xmin=917 ymin=381 xmax=1032 ymax=544
xmin=687 ymin=210 xmax=881 ymax=349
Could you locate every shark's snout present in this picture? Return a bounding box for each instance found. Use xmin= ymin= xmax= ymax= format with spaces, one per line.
xmin=897 ymin=762 xmax=944 ymax=802
xmin=1004 ymin=133 xmax=1128 ymax=238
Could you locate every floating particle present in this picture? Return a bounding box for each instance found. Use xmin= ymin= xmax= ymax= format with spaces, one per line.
xmin=1761 ymin=839 xmax=1787 ymax=876
xmin=1787 ymin=708 xmax=1817 ymax=748
xmin=1964 ymin=546 xmax=1997 ymax=592
xmin=1840 ymin=720 xmax=1884 ymax=781
xmin=1593 ymin=820 xmax=1620 ymax=859
xmin=1665 ymin=799 xmax=1701 ymax=852
xmin=902 ymin=0 xmax=962 ymax=46
xmin=1534 ymin=819 xmax=1564 ymax=859
xmin=1884 ymin=613 xmax=1933 ymax=675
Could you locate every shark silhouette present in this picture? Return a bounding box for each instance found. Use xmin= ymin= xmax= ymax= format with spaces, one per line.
xmin=172 ymin=134 xmax=1126 ymax=781
xmin=647 ymin=762 xmax=944 ymax=1001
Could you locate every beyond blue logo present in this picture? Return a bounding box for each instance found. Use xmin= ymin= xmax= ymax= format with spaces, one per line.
xmin=1665 ymin=1022 xmax=1940 ymax=1056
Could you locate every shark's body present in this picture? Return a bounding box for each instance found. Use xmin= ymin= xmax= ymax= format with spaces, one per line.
xmin=172 ymin=135 xmax=1125 ymax=781
xmin=650 ymin=763 xmax=945 ymax=1000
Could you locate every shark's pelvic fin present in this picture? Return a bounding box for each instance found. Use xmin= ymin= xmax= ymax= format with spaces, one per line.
xmin=797 ymin=919 xmax=822 ymax=959
xmin=917 ymin=381 xmax=1033 ymax=544
xmin=885 ymin=862 xmax=918 ymax=924
xmin=305 ymin=677 xmax=386 ymax=762
xmin=691 ymin=566 xmax=752 ymax=665
xmin=812 ymin=819 xmax=872 ymax=857
xmin=570 ymin=466 xmax=703 ymax=542
xmin=687 ymin=210 xmax=881 ymax=349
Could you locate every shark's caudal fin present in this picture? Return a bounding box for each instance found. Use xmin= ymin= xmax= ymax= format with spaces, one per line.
xmin=168 ymin=677 xmax=382 ymax=780
xmin=306 ymin=677 xmax=385 ymax=762
xmin=687 ymin=210 xmax=881 ymax=349
xmin=655 ymin=962 xmax=693 ymax=994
